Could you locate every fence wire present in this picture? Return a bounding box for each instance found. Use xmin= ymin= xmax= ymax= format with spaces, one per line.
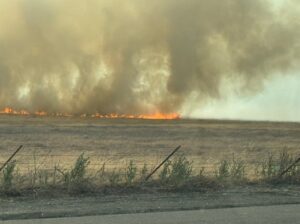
xmin=1 ymin=146 xmax=299 ymax=176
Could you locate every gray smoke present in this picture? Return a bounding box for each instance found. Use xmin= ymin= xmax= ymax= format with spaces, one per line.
xmin=0 ymin=0 xmax=299 ymax=115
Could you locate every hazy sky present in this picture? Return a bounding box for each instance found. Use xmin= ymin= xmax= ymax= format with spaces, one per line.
xmin=187 ymin=0 xmax=300 ymax=122
xmin=186 ymin=73 xmax=300 ymax=121
xmin=188 ymin=0 xmax=300 ymax=122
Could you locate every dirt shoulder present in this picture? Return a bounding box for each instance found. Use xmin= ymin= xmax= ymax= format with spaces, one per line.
xmin=1 ymin=185 xmax=300 ymax=221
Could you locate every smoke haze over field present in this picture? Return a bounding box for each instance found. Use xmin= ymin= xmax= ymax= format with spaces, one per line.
xmin=0 ymin=0 xmax=299 ymax=117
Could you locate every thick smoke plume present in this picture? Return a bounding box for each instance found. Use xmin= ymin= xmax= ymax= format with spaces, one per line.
xmin=0 ymin=0 xmax=299 ymax=115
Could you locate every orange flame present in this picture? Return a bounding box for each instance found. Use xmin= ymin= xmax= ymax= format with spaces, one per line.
xmin=34 ymin=111 xmax=48 ymax=116
xmin=0 ymin=107 xmax=180 ymax=120
xmin=0 ymin=107 xmax=14 ymax=114
xmin=91 ymin=112 xmax=180 ymax=120
xmin=136 ymin=112 xmax=180 ymax=120
xmin=0 ymin=107 xmax=29 ymax=115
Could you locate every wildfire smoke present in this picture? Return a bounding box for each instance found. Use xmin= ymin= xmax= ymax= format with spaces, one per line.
xmin=0 ymin=0 xmax=299 ymax=116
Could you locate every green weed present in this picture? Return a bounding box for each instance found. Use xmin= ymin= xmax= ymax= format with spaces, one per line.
xmin=2 ymin=160 xmax=17 ymax=193
xmin=125 ymin=160 xmax=137 ymax=185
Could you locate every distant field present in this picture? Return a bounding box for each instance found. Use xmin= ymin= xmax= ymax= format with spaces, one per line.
xmin=0 ymin=116 xmax=299 ymax=174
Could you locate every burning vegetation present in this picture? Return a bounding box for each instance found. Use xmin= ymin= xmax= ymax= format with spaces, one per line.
xmin=0 ymin=107 xmax=180 ymax=120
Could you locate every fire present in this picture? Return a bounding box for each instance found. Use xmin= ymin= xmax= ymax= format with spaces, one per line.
xmin=1 ymin=107 xmax=14 ymax=114
xmin=0 ymin=107 xmax=29 ymax=115
xmin=136 ymin=112 xmax=180 ymax=120
xmin=91 ymin=112 xmax=180 ymax=120
xmin=34 ymin=111 xmax=47 ymax=116
xmin=0 ymin=107 xmax=45 ymax=116
xmin=0 ymin=107 xmax=181 ymax=120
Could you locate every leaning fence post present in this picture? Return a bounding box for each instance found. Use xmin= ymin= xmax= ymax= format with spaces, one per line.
xmin=0 ymin=145 xmax=23 ymax=172
xmin=144 ymin=145 xmax=181 ymax=182
xmin=279 ymin=156 xmax=300 ymax=178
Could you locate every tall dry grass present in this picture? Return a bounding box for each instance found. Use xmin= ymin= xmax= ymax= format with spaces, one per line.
xmin=0 ymin=150 xmax=299 ymax=196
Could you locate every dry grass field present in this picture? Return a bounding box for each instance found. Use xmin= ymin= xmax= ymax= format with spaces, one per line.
xmin=0 ymin=115 xmax=300 ymax=195
xmin=0 ymin=116 xmax=299 ymax=170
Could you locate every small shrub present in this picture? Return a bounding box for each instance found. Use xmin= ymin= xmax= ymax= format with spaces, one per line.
xmin=216 ymin=160 xmax=230 ymax=180
xmin=52 ymin=166 xmax=58 ymax=185
xmin=56 ymin=153 xmax=90 ymax=192
xmin=108 ymin=169 xmax=122 ymax=186
xmin=2 ymin=160 xmax=17 ymax=192
xmin=158 ymin=155 xmax=193 ymax=186
xmin=140 ymin=163 xmax=148 ymax=180
xmin=70 ymin=153 xmax=90 ymax=183
xmin=260 ymin=154 xmax=277 ymax=179
xmin=259 ymin=150 xmax=300 ymax=183
xmin=278 ymin=150 xmax=294 ymax=176
xmin=125 ymin=160 xmax=137 ymax=185
xmin=199 ymin=167 xmax=205 ymax=177
xmin=168 ymin=155 xmax=193 ymax=186
xmin=99 ymin=163 xmax=106 ymax=177
xmin=38 ymin=170 xmax=50 ymax=186
xmin=230 ymin=156 xmax=245 ymax=180
xmin=159 ymin=160 xmax=171 ymax=184
xmin=141 ymin=163 xmax=148 ymax=178
xmin=216 ymin=155 xmax=246 ymax=182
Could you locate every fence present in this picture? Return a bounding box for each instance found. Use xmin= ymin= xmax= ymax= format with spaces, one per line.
xmin=1 ymin=145 xmax=299 ymax=178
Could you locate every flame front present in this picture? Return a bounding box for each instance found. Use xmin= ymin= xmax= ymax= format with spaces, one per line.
xmin=0 ymin=107 xmax=30 ymax=115
xmin=136 ymin=113 xmax=180 ymax=120
xmin=92 ymin=112 xmax=180 ymax=120
xmin=0 ymin=107 xmax=180 ymax=120
xmin=0 ymin=107 xmax=46 ymax=116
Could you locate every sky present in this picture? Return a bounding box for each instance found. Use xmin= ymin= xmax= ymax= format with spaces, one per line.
xmin=186 ymin=73 xmax=300 ymax=121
